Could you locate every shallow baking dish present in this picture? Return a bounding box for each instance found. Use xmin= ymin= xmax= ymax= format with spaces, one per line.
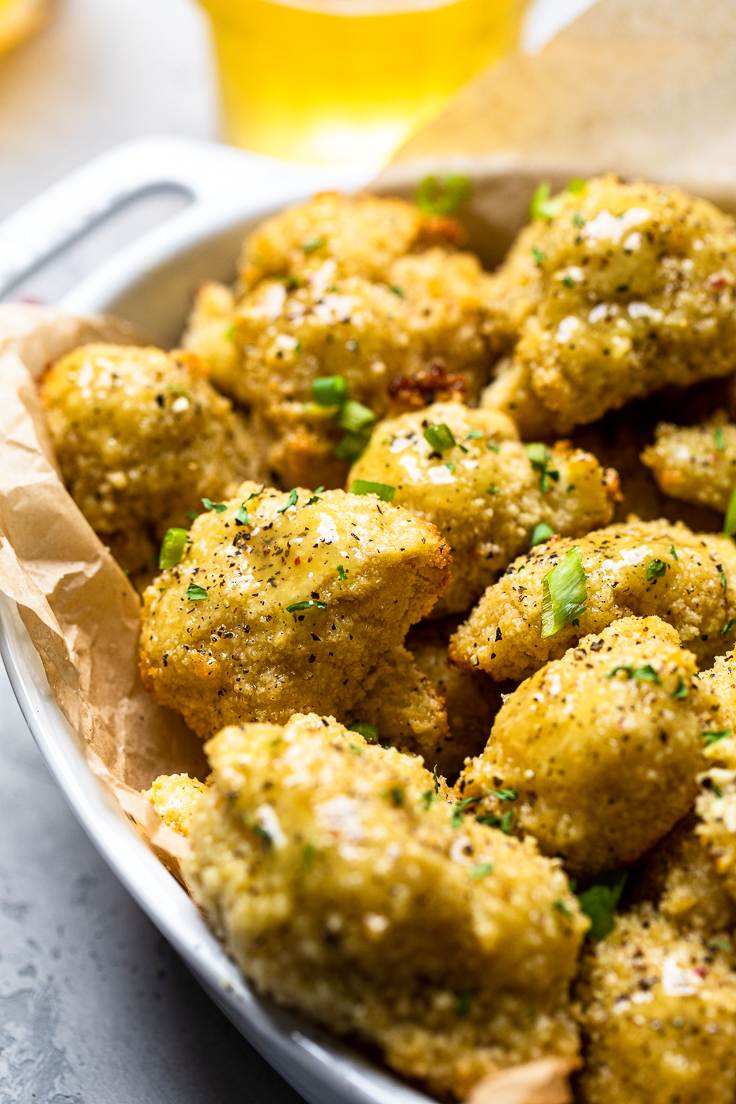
xmin=0 ymin=135 xmax=566 ymax=1104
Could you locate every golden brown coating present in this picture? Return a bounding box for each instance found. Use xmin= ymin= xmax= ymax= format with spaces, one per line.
xmin=576 ymin=906 xmax=736 ymax=1104
xmin=181 ymin=281 xmax=240 ymax=391
xmin=351 ymin=401 xmax=618 ymax=614
xmin=40 ymin=343 xmax=253 ymax=575
xmin=642 ymin=417 xmax=736 ymax=514
xmin=407 ymin=618 xmax=505 ymax=779
xmin=457 ymin=617 xmax=709 ymax=876
xmin=632 ymin=819 xmax=736 ymax=937
xmin=185 ymin=714 xmax=587 ymax=1100
xmin=139 ymin=483 xmax=450 ymax=740
xmin=146 ymin=773 xmax=209 ymax=838
xmin=346 ymin=644 xmax=450 ymax=768
xmin=237 ymin=191 xmax=464 ymax=289
xmin=451 ymin=520 xmax=736 ymax=681
xmin=483 ymin=176 xmax=736 ymax=436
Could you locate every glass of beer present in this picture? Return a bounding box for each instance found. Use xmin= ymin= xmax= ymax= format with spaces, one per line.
xmin=199 ymin=0 xmax=527 ymax=166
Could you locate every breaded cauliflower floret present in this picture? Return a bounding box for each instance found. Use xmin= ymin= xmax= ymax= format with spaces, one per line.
xmin=40 ymin=343 xmax=253 ymax=575
xmin=576 ymin=906 xmax=736 ymax=1104
xmin=146 ymin=773 xmax=209 ymax=838
xmin=642 ymin=417 xmax=736 ymax=514
xmin=407 ymin=618 xmax=506 ymax=779
xmin=185 ymin=714 xmax=587 ymax=1100
xmin=632 ymin=819 xmax=736 ymax=937
xmin=457 ymin=618 xmax=709 ymax=875
xmin=139 ymin=483 xmax=450 ymax=741
xmin=237 ymin=191 xmax=464 ymax=289
xmin=351 ymin=401 xmax=618 ymax=613
xmin=483 ymin=176 xmax=736 ymax=436
xmin=451 ymin=520 xmax=736 ymax=681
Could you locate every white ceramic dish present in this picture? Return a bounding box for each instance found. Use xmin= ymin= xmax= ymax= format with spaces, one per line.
xmin=0 ymin=136 xmax=520 ymax=1104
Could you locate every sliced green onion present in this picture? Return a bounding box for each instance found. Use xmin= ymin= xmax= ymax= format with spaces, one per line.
xmin=469 ymin=862 xmax=494 ymax=880
xmin=703 ymin=728 xmax=733 ymax=746
xmin=306 ymin=486 xmax=325 ymax=505
xmin=351 ymin=480 xmax=396 ymax=502
xmin=158 ymin=527 xmax=188 ymax=570
xmin=541 ymin=547 xmax=587 ymax=638
xmin=725 ymin=487 xmax=736 ymax=536
xmin=235 ymin=505 xmax=250 ymax=526
xmin=336 ymin=564 xmax=348 ymax=581
xmin=334 ymin=430 xmax=370 ymax=461
xmin=286 ymin=599 xmax=327 ymax=613
xmin=415 ymin=174 xmax=472 ymax=216
xmin=531 ymin=246 xmax=546 ymax=265
xmin=526 ymin=442 xmax=560 ymax=492
xmin=186 ymin=583 xmax=208 ymax=602
xmin=312 ymin=375 xmax=348 ymax=407
xmin=338 ymin=400 xmax=376 ymax=434
xmin=672 ymin=677 xmax=689 ymax=699
xmin=530 ymin=181 xmax=563 ymax=221
xmin=423 ymin=422 xmax=457 ymax=453
xmin=567 ymin=177 xmax=587 ymax=194
xmin=476 ymin=809 xmax=514 ymax=834
xmin=530 ymin=522 xmax=555 ymax=547
xmin=201 ymin=497 xmax=227 ymax=513
xmin=715 ymin=425 xmax=726 ymax=451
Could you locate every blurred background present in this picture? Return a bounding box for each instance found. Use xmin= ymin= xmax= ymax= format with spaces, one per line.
xmin=0 ymin=3 xmax=592 ymax=1102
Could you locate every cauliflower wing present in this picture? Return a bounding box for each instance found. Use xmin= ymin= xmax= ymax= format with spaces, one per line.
xmin=40 ymin=343 xmax=253 ymax=576
xmin=237 ymin=191 xmax=464 ymax=289
xmin=146 ymin=773 xmax=209 ymax=838
xmin=642 ymin=417 xmax=736 ymax=514
xmin=456 ymin=617 xmax=709 ymax=875
xmin=185 ymin=713 xmax=586 ymax=1100
xmin=483 ymin=176 xmax=736 ymax=436
xmin=350 ymin=401 xmax=618 ymax=614
xmin=139 ymin=483 xmax=450 ymax=740
xmin=576 ymin=906 xmax=736 ymax=1104
xmin=451 ymin=520 xmax=736 ymax=680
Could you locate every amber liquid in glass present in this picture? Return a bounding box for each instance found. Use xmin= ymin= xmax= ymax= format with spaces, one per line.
xmin=200 ymin=0 xmax=525 ymax=165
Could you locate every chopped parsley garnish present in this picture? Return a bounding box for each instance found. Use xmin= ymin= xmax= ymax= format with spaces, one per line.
xmin=703 ymin=728 xmax=733 ymax=746
xmin=572 ymin=211 xmax=586 ymax=228
xmin=646 ymin=558 xmax=667 ymax=582
xmin=722 ymin=618 xmax=736 ymax=636
xmin=531 ymin=246 xmax=546 ymax=265
xmin=334 ymin=431 xmax=368 ymax=461
xmin=338 ymin=399 xmax=376 ymax=434
xmin=526 ymin=443 xmax=560 ymax=492
xmin=424 ymin=422 xmax=457 ymax=454
xmin=415 ymin=173 xmax=472 ymax=216
xmin=421 ymin=789 xmax=436 ymax=809
xmin=607 ymin=664 xmax=661 ymax=685
xmin=553 ymin=898 xmax=573 ymax=918
xmin=530 ymin=522 xmax=555 ymax=547
xmin=305 ymin=487 xmax=325 ymax=505
xmin=201 ymin=497 xmax=227 ymax=513
xmin=530 ymin=181 xmax=563 ymax=221
xmin=486 ymin=484 xmax=500 ymax=496
xmin=724 ymin=487 xmax=736 ymax=537
xmin=669 ymin=544 xmax=679 ymax=560
xmin=387 ymin=786 xmax=404 ymax=807
xmin=351 ymin=479 xmax=396 ymax=502
xmin=158 ymin=527 xmax=188 ymax=570
xmin=465 ymin=429 xmax=483 ymax=440
xmin=251 ymin=823 xmax=273 ymax=849
xmin=302 ymin=235 xmax=326 ymax=253
xmin=455 ymin=991 xmax=472 ymax=1018
xmin=577 ymin=871 xmax=627 ymax=941
xmin=336 ymin=564 xmax=348 ymax=581
xmin=672 ymin=677 xmax=689 ymax=700
xmin=286 ymin=599 xmax=327 ymax=613
xmin=450 ymin=795 xmax=479 ymax=827
xmin=469 ymin=862 xmax=494 ymax=880
xmin=389 ymin=285 xmax=404 ymax=297
xmin=541 ymin=547 xmax=587 ymax=639
xmin=349 ymin=722 xmax=379 ymax=743
xmin=277 ymin=489 xmax=299 ymax=513
xmin=715 ymin=425 xmax=726 ymax=451
xmin=312 ymin=375 xmax=348 ymax=407
xmin=235 ymin=504 xmax=251 ymax=526
xmin=185 ymin=583 xmax=208 ymax=601
xmin=486 ymin=441 xmax=500 ymax=453
xmin=562 ymin=274 xmax=576 ymax=288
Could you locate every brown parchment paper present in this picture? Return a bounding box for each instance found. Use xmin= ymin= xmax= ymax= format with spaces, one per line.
xmin=2 ymin=1 xmax=736 ymax=1098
